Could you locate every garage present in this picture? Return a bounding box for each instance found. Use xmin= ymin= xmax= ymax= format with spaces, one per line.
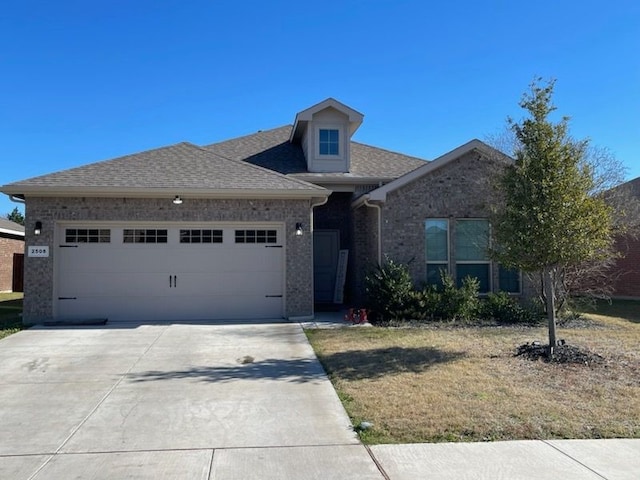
xmin=55 ymin=223 xmax=285 ymax=322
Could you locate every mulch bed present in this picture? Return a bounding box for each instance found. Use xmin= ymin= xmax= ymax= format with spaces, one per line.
xmin=515 ymin=342 xmax=605 ymax=365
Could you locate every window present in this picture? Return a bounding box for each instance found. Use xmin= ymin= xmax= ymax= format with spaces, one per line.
xmin=235 ymin=229 xmax=277 ymax=244
xmin=455 ymin=219 xmax=490 ymax=293
xmin=180 ymin=229 xmax=223 ymax=244
xmin=425 ymin=219 xmax=449 ymax=286
xmin=65 ymin=229 xmax=111 ymax=243
xmin=123 ymin=229 xmax=168 ymax=244
xmin=318 ymin=129 xmax=339 ymax=156
xmin=499 ymin=265 xmax=521 ymax=294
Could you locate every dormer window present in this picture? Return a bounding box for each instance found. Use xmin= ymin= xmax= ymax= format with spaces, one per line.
xmin=319 ymin=129 xmax=339 ymax=156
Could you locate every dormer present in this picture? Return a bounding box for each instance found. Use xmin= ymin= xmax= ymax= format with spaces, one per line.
xmin=290 ymin=98 xmax=364 ymax=173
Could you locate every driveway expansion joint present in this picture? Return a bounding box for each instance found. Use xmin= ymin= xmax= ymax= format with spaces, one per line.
xmin=542 ymin=440 xmax=609 ymax=480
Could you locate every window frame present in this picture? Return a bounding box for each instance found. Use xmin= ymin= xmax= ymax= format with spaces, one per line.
xmin=123 ymin=229 xmax=168 ymax=244
xmin=315 ymin=125 xmax=343 ymax=159
xmin=179 ymin=229 xmax=223 ymax=244
xmin=425 ymin=218 xmax=450 ymax=286
xmin=498 ymin=265 xmax=522 ymax=294
xmin=65 ymin=228 xmax=111 ymax=244
xmin=454 ymin=218 xmax=491 ymax=294
xmin=234 ymin=229 xmax=278 ymax=244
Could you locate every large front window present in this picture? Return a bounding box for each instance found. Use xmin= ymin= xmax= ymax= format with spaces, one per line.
xmin=425 ymin=219 xmax=449 ymax=286
xmin=455 ymin=219 xmax=490 ymax=293
xmin=318 ymin=129 xmax=339 ymax=156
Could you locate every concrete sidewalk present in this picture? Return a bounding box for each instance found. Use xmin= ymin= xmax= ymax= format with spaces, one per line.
xmin=370 ymin=439 xmax=640 ymax=480
xmin=0 ymin=319 xmax=638 ymax=479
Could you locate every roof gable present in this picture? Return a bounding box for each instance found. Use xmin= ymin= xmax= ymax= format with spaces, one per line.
xmin=290 ymin=98 xmax=364 ymax=143
xmin=360 ymin=139 xmax=511 ymax=203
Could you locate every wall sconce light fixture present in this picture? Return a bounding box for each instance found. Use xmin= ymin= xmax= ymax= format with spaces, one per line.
xmin=295 ymin=222 xmax=304 ymax=236
xmin=34 ymin=221 xmax=42 ymax=235
xmin=172 ymin=195 xmax=183 ymax=205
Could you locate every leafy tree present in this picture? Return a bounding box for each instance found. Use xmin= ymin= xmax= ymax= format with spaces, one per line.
xmin=487 ymin=119 xmax=639 ymax=309
xmin=5 ymin=207 xmax=24 ymax=225
xmin=492 ymin=78 xmax=613 ymax=354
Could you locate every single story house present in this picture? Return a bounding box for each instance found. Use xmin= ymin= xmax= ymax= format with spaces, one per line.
xmin=0 ymin=218 xmax=25 ymax=292
xmin=1 ymin=98 xmax=522 ymax=324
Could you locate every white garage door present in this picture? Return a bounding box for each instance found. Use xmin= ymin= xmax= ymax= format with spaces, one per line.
xmin=55 ymin=224 xmax=284 ymax=322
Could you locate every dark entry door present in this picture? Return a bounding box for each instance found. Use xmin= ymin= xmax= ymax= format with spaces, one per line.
xmin=313 ymin=230 xmax=339 ymax=304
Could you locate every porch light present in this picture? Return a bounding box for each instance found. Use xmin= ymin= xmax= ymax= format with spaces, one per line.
xmin=34 ymin=221 xmax=42 ymax=235
xmin=295 ymin=222 xmax=304 ymax=236
xmin=172 ymin=195 xmax=183 ymax=205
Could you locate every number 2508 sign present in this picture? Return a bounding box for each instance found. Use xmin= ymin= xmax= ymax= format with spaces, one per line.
xmin=28 ymin=246 xmax=49 ymax=257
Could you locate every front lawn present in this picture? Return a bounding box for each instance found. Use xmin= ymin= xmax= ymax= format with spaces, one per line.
xmin=306 ymin=302 xmax=640 ymax=444
xmin=0 ymin=293 xmax=24 ymax=340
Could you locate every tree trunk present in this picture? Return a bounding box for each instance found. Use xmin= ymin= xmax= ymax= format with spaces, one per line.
xmin=543 ymin=267 xmax=557 ymax=357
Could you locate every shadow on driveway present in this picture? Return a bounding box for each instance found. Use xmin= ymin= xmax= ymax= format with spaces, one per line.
xmin=127 ymin=357 xmax=327 ymax=384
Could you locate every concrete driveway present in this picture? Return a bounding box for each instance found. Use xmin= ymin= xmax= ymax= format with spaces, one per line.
xmin=0 ymin=322 xmax=383 ymax=479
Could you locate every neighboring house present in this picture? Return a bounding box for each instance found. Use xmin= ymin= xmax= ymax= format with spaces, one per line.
xmin=0 ymin=218 xmax=25 ymax=292
xmin=1 ymin=98 xmax=520 ymax=324
xmin=608 ymin=177 xmax=640 ymax=299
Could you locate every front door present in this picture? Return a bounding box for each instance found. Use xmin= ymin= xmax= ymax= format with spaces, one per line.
xmin=313 ymin=230 xmax=339 ymax=304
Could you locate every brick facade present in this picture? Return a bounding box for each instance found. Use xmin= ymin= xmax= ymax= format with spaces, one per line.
xmin=0 ymin=235 xmax=24 ymax=292
xmin=610 ymin=235 xmax=640 ymax=299
xmin=352 ymin=151 xmax=536 ymax=301
xmin=23 ymin=196 xmax=313 ymax=323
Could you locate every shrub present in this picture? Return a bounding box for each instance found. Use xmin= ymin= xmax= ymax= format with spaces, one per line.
xmin=365 ymin=258 xmax=414 ymax=324
xmin=480 ymin=292 xmax=540 ymax=324
xmin=434 ymin=273 xmax=480 ymax=321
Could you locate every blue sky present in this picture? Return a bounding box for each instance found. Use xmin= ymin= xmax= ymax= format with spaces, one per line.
xmin=1 ymin=0 xmax=638 ymax=216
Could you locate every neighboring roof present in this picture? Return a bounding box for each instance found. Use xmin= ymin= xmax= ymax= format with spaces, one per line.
xmin=0 ymin=218 xmax=25 ymax=237
xmin=205 ymin=126 xmax=426 ymax=182
xmin=355 ymin=139 xmax=511 ymax=205
xmin=612 ymin=176 xmax=640 ymax=198
xmin=290 ymin=98 xmax=364 ymax=142
xmin=1 ymin=142 xmax=328 ymax=199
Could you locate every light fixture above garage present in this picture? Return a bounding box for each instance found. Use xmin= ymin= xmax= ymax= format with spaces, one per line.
xmin=34 ymin=221 xmax=42 ymax=235
xmin=295 ymin=222 xmax=304 ymax=236
xmin=172 ymin=195 xmax=183 ymax=205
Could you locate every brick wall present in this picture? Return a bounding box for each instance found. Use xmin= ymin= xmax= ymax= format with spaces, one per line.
xmin=351 ymin=203 xmax=379 ymax=304
xmin=0 ymin=235 xmax=24 ymax=291
xmin=22 ymin=196 xmax=313 ymax=323
xmin=609 ymin=235 xmax=640 ymax=299
xmin=376 ymin=150 xmax=536 ymax=300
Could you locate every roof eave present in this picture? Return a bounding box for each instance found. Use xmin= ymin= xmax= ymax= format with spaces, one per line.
xmin=289 ymin=175 xmax=394 ymax=185
xmin=0 ymin=227 xmax=25 ymax=237
xmin=1 ymin=186 xmax=329 ymax=200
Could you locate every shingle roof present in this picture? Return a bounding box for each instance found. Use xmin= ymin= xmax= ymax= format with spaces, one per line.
xmin=205 ymin=126 xmax=427 ymax=179
xmin=2 ymin=142 xmax=326 ymax=196
xmin=0 ymin=218 xmax=25 ymax=236
xmin=205 ymin=126 xmax=308 ymax=174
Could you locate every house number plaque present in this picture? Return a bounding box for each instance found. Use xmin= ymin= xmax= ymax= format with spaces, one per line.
xmin=28 ymin=246 xmax=49 ymax=257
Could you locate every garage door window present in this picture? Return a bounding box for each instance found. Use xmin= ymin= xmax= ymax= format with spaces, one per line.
xmin=180 ymin=229 xmax=223 ymax=244
xmin=65 ymin=229 xmax=111 ymax=243
xmin=235 ymin=229 xmax=277 ymax=244
xmin=123 ymin=229 xmax=168 ymax=244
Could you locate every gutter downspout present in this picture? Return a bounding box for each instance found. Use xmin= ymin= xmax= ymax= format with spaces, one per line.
xmin=363 ymin=198 xmax=382 ymax=266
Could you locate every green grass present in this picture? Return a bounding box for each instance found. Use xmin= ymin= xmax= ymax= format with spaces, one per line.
xmin=0 ymin=292 xmax=24 ymax=340
xmin=579 ymin=299 xmax=640 ymax=323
